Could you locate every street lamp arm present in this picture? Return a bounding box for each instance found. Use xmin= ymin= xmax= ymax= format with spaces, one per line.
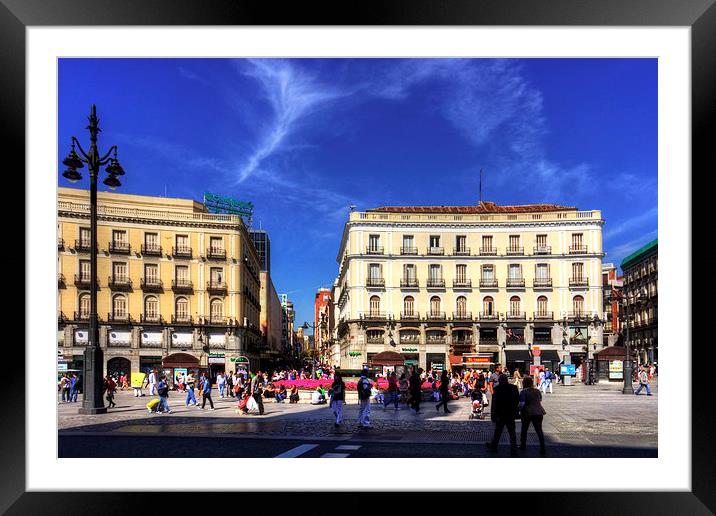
xmin=71 ymin=136 xmax=90 ymax=161
xmin=98 ymin=145 xmax=118 ymax=165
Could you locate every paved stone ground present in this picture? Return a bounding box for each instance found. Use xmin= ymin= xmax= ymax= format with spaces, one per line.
xmin=58 ymin=378 xmax=657 ymax=449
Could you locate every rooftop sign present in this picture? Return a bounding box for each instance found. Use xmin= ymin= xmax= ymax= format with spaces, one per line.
xmin=204 ymin=192 xmax=254 ymax=226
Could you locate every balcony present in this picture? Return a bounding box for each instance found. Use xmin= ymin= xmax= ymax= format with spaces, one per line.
xmin=141 ymin=244 xmax=163 ymax=256
xmin=400 ymin=312 xmax=420 ymax=320
xmin=533 ymin=278 xmax=553 ymax=288
xmin=451 ymin=340 xmax=474 ymax=351
xmin=204 ymin=316 xmax=230 ymax=326
xmin=108 ymin=241 xmax=131 ymax=254
xmin=426 ymin=312 xmax=446 ymax=321
xmin=206 ymin=281 xmax=228 ymax=294
xmin=506 ymin=311 xmax=526 ymax=320
xmin=140 ymin=314 xmax=164 ymax=324
xmin=569 ymin=244 xmax=588 ymax=254
xmin=366 ymin=278 xmax=385 ymax=288
xmin=74 ymin=240 xmax=96 ymax=253
xmin=73 ymin=311 xmax=90 ymax=321
xmin=172 ymin=246 xmax=193 ymax=259
xmin=478 ymin=311 xmax=499 ymax=320
xmin=140 ymin=278 xmax=163 ymax=292
xmin=453 ymin=279 xmax=472 ymax=288
xmin=107 ymin=312 xmax=132 ymax=323
xmin=426 ymin=279 xmax=446 ymax=289
xmin=360 ymin=312 xmax=388 ymax=321
xmin=426 ymin=336 xmax=447 ymax=344
xmin=365 ymin=246 xmax=384 ymax=255
xmin=480 ymin=279 xmax=498 ymax=288
xmin=74 ymin=274 xmax=98 ymax=289
xmin=58 ymin=273 xmax=66 ymax=286
xmin=569 ymin=277 xmax=589 ymax=287
xmin=206 ymin=248 xmax=227 ymax=260
xmin=108 ymin=275 xmax=133 ymax=291
xmin=171 ymin=279 xmax=194 ymax=292
xmin=506 ymin=278 xmax=525 ymax=288
xmin=533 ymin=245 xmax=552 ymax=255
xmin=171 ymin=314 xmax=193 ymax=325
xmin=400 ymin=246 xmax=418 ymax=255
xmin=533 ymin=311 xmax=554 ymax=320
xmin=479 ymin=247 xmax=497 ymax=256
xmin=427 ymin=247 xmax=444 ymax=256
xmin=453 ymin=247 xmax=471 ymax=256
xmin=452 ymin=311 xmax=473 ymax=321
xmin=567 ymin=311 xmax=592 ymax=321
xmin=366 ymin=336 xmax=384 ymax=344
xmin=506 ymin=247 xmax=524 ymax=256
xmin=58 ymin=237 xmax=65 ymax=250
xmin=400 ymin=278 xmax=419 ymax=288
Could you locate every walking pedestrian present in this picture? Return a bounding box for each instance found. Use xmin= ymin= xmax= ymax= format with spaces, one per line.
xmin=409 ymin=368 xmax=423 ymax=414
xmin=512 ymin=367 xmax=523 ymax=390
xmin=435 ymin=370 xmax=451 ymax=413
xmin=60 ymin=374 xmax=71 ymax=403
xmin=217 ymin=371 xmax=226 ymax=399
xmin=185 ymin=372 xmax=198 ymax=407
xmin=250 ymin=370 xmax=265 ymax=415
xmin=540 ymin=368 xmax=554 ymax=394
xmin=357 ymin=369 xmax=372 ymax=428
xmin=70 ymin=374 xmax=81 ymax=402
xmin=157 ymin=375 xmax=172 ymax=414
xmin=518 ymin=376 xmax=546 ymax=455
xmin=486 ymin=373 xmax=519 ymax=455
xmin=227 ymin=371 xmax=235 ymax=398
xmin=199 ymin=372 xmax=215 ymax=410
xmin=330 ymin=372 xmax=346 ymax=427
xmin=146 ymin=369 xmax=158 ymax=396
xmin=634 ymin=366 xmax=653 ymax=396
xmin=103 ymin=375 xmax=117 ymax=409
xmin=384 ymin=372 xmax=400 ymax=410
xmin=398 ymin=373 xmax=409 ymax=407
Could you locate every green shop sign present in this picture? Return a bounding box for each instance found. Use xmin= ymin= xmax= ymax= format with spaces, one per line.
xmin=230 ymin=356 xmax=249 ymax=363
xmin=349 ymin=352 xmax=362 ymax=357
xmin=400 ymin=347 xmax=418 ymax=353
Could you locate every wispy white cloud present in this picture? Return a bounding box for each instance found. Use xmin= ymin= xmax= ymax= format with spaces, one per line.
xmin=608 ymin=229 xmax=658 ymax=261
xmin=604 ymin=207 xmax=658 ymax=240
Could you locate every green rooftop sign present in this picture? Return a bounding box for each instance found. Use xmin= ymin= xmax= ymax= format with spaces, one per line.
xmin=204 ymin=192 xmax=254 ymax=226
xmin=620 ymin=239 xmax=658 ymax=270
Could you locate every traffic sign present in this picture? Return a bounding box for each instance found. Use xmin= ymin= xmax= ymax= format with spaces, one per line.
xmin=532 ymin=346 xmax=541 ymax=357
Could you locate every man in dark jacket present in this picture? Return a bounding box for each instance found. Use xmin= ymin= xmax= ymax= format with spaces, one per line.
xmin=409 ymin=368 xmax=423 ymax=414
xmin=250 ymin=370 xmax=265 ymax=415
xmin=486 ymin=373 xmax=519 ymax=454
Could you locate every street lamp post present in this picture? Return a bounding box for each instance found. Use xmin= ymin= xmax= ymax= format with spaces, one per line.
xmin=612 ymin=290 xmax=644 ymax=395
xmin=62 ymin=105 xmax=125 ymax=415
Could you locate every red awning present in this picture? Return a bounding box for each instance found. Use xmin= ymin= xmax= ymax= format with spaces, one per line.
xmin=162 ymin=353 xmax=199 ymax=368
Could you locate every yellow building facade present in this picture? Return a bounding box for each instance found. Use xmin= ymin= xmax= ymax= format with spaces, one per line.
xmin=57 ymin=187 xmax=262 ymax=377
xmin=334 ymin=202 xmax=605 ymax=374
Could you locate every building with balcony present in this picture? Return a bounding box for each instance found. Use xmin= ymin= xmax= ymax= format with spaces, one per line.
xmin=57 ymin=187 xmax=262 ymax=378
xmin=333 ymin=201 xmax=605 ymax=374
xmin=620 ymin=239 xmax=658 ymax=365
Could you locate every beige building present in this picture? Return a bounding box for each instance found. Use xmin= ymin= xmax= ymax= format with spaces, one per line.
xmin=259 ymin=271 xmax=283 ymax=361
xmin=57 ymin=187 xmax=262 ymax=378
xmin=333 ymin=202 xmax=605 ymax=374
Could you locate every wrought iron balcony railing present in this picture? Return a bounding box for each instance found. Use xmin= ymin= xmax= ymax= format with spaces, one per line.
xmin=506 ymin=247 xmax=524 ymax=256
xmin=533 ymin=278 xmax=553 ymax=288
xmin=453 ymin=279 xmax=472 ymax=288
xmin=74 ymin=274 xmax=98 ymax=289
xmin=506 ymin=311 xmax=526 ymax=320
xmin=506 ymin=278 xmax=525 ymax=288
xmin=452 ymin=311 xmax=473 ymax=321
xmin=58 ymin=237 xmax=65 ymax=249
xmin=171 ymin=314 xmax=193 ymax=325
xmin=426 ymin=279 xmax=445 ymax=288
xmin=108 ymin=241 xmax=131 ymax=254
xmin=360 ymin=312 xmax=388 ymax=320
xmin=140 ymin=314 xmax=164 ymax=324
xmin=206 ymin=281 xmax=228 ymax=294
xmin=74 ymin=240 xmax=96 ymax=253
xmin=427 ymin=247 xmax=444 ymax=255
xmin=141 ymin=244 xmax=163 ymax=256
xmin=426 ymin=311 xmax=446 ymax=320
xmin=172 ymin=246 xmax=193 ymax=259
xmin=108 ymin=276 xmax=133 ymax=290
xmin=480 ymin=279 xmax=498 ymax=288
xmin=107 ymin=312 xmax=132 ymax=323
xmin=73 ymin=311 xmax=90 ymax=321
xmin=400 ymin=312 xmax=420 ymax=320
xmin=569 ymin=245 xmax=588 ymax=254
xmin=172 ymin=279 xmax=194 ymax=292
xmin=533 ymin=245 xmax=552 ymax=255
xmin=533 ymin=311 xmax=554 ymax=320
xmin=366 ymin=278 xmax=385 ymax=288
xmin=400 ymin=278 xmax=419 ymax=288
xmin=453 ymin=247 xmax=471 ymax=256
xmin=365 ymin=246 xmax=384 ymax=255
xmin=569 ymin=277 xmax=589 ymax=287
xmin=479 ymin=247 xmax=497 ymax=256
xmin=400 ymin=246 xmax=418 ymax=255
xmin=206 ymin=248 xmax=227 ymax=260
xmin=58 ymin=273 xmax=66 ymax=285
xmin=140 ymin=278 xmax=163 ymax=291
xmin=478 ymin=311 xmax=499 ymax=320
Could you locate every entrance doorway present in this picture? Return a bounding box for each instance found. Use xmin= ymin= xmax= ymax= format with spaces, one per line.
xmin=107 ymin=357 xmax=131 ymax=380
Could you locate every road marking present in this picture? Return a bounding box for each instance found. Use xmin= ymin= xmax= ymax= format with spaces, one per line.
xmin=321 ymin=453 xmax=350 ymax=458
xmin=335 ymin=445 xmax=361 ymax=451
xmin=274 ymin=444 xmax=319 ymax=458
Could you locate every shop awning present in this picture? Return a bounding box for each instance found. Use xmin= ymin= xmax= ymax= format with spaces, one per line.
xmin=538 ymin=350 xmax=561 ymax=362
xmin=162 ymin=353 xmax=199 ymax=368
xmin=505 ymin=350 xmax=532 ymax=361
xmin=594 ymin=346 xmax=628 ymax=359
xmin=370 ymin=351 xmax=405 ymax=366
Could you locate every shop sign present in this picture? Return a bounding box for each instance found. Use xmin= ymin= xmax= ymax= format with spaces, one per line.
xmin=230 ymin=356 xmax=250 ymax=363
xmin=431 ymin=362 xmax=444 ymax=373
xmin=560 ymin=364 xmax=576 ymax=376
xmin=464 ymin=356 xmax=491 ymax=364
xmin=404 ymin=359 xmax=418 ymax=365
xmin=74 ymin=330 xmax=88 ymax=345
xmin=400 ymin=347 xmax=418 ymax=353
xmin=171 ymin=332 xmax=193 ymax=345
xmin=57 ymin=363 xmax=68 ymax=372
xmin=608 ymin=360 xmax=624 ymax=379
xmin=349 ymin=351 xmax=362 ymax=357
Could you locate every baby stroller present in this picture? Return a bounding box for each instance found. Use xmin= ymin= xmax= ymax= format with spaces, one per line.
xmin=468 ymin=390 xmax=485 ymax=420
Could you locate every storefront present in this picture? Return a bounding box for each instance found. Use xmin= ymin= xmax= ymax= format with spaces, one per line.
xmin=397 ymin=346 xmax=420 ymax=374
xmin=426 ymin=353 xmax=445 ymax=375
xmin=461 ymin=353 xmax=495 ymax=371
xmin=594 ymin=346 xmax=635 ymax=382
xmin=505 ymin=349 xmax=532 ymax=375
xmin=537 ymin=349 xmax=561 ymax=374
xmin=140 ymin=356 xmax=163 ymax=374
xmin=208 ymin=351 xmax=226 ymax=379
xmin=162 ymin=353 xmax=201 ymax=387
xmin=370 ymin=350 xmax=405 ymax=376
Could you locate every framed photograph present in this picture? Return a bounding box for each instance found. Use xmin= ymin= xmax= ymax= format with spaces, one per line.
xmin=7 ymin=0 xmax=712 ymax=511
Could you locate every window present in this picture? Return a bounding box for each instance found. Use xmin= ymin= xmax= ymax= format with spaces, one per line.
xmin=483 ymin=296 xmax=494 ymax=316
xmin=175 ymin=265 xmax=189 ymax=282
xmin=509 ymin=296 xmax=521 ymax=315
xmin=79 ymin=260 xmax=91 ymax=281
xmin=210 ymin=267 xmax=223 ymax=284
xmin=112 ymin=295 xmax=127 ymax=318
xmin=79 ymin=227 xmax=91 ymax=246
xmin=369 ymin=295 xmax=381 ymax=316
xmin=430 ymin=296 xmax=441 ymax=315
xmin=403 ymin=264 xmax=416 ymax=281
xmin=456 ymin=235 xmax=467 ymax=252
xmin=536 ymin=263 xmax=549 ymax=280
xmin=144 ymin=296 xmax=158 ymax=319
xmin=210 ymin=298 xmax=224 ymax=321
xmin=403 ymin=296 xmax=415 ymax=316
xmin=144 ymin=264 xmax=158 ymax=282
xmin=536 ymin=234 xmax=547 ymax=248
xmin=366 ymin=330 xmax=383 ymax=343
xmin=482 ymin=265 xmax=494 ymax=280
xmin=368 ymin=235 xmax=380 ymax=251
xmin=369 ymin=263 xmax=382 ymax=280
xmin=176 ymin=235 xmax=189 ymax=251
xmin=112 ymin=230 xmax=127 ymax=245
xmin=402 ymin=235 xmax=414 ymax=251
xmin=429 ymin=264 xmax=442 ymax=282
xmin=536 ymin=296 xmax=549 ymax=315
xmin=573 ymin=295 xmax=585 ymax=315
xmin=508 ymin=264 xmax=522 ymax=279
xmin=145 ymin=232 xmax=159 ymax=248
xmin=509 ymin=235 xmax=521 ymax=251
xmin=209 ymin=236 xmax=224 ymax=251
xmin=456 ymin=264 xmax=467 ymax=282
xmin=572 ymin=262 xmax=584 ymax=280
xmin=78 ymin=293 xmax=90 ymax=318
xmin=456 ymin=296 xmax=467 ymax=316
xmin=429 ymin=235 xmax=441 ymax=248
xmin=175 ymin=297 xmax=189 ymax=319
xmin=112 ymin=262 xmax=127 ymax=280
xmin=571 ymin=233 xmax=583 ymax=247
xmin=482 ymin=235 xmax=493 ymax=250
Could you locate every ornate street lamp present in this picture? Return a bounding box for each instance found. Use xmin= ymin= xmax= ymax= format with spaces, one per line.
xmin=62 ymin=105 xmax=125 ymax=415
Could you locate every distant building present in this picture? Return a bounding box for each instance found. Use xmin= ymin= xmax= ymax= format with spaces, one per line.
xmin=314 ymin=288 xmax=332 ymax=362
xmin=620 ymin=239 xmax=658 ymax=365
xmin=258 ymin=271 xmax=283 ymax=367
xmin=602 ymin=263 xmax=624 ymax=346
xmin=249 ymin=229 xmax=271 ymax=272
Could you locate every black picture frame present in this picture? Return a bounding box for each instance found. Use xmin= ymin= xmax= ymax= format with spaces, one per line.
xmin=3 ymin=0 xmax=712 ymax=512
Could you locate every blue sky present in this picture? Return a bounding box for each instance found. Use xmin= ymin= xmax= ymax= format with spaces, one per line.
xmin=58 ymin=58 xmax=657 ymax=329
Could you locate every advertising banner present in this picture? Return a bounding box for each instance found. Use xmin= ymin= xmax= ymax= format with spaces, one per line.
xmin=608 ymin=360 xmax=624 ymax=379
xmin=530 ymin=364 xmax=545 ymax=377
xmin=171 ymin=332 xmax=193 ymax=346
xmin=131 ymin=372 xmax=147 ymax=388
xmin=570 ymin=326 xmax=587 ymax=344
xmin=108 ymin=331 xmax=131 ymax=345
xmin=208 ymin=333 xmax=226 ymax=346
xmin=74 ymin=330 xmax=88 ymax=345
xmin=505 ymin=327 xmax=524 ymax=342
xmin=560 ymin=364 xmax=577 ymax=376
xmin=141 ymin=332 xmax=163 ymax=345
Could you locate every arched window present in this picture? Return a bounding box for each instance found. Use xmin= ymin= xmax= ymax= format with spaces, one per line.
xmin=78 ymin=293 xmax=90 ymax=319
xmin=509 ymin=296 xmax=521 ymax=316
xmin=210 ymin=298 xmax=224 ymax=322
xmin=536 ymin=296 xmax=548 ymax=316
xmin=430 ymin=296 xmax=441 ymax=316
xmin=144 ymin=296 xmax=158 ymax=320
xmin=403 ymin=296 xmax=415 ymax=317
xmin=573 ymin=295 xmax=584 ymax=315
xmin=175 ymin=297 xmax=189 ymax=321
xmin=369 ymin=295 xmax=381 ymax=316
xmin=456 ymin=296 xmax=467 ymax=317
xmin=483 ymin=296 xmax=494 ymax=316
xmin=112 ymin=294 xmax=127 ymax=319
